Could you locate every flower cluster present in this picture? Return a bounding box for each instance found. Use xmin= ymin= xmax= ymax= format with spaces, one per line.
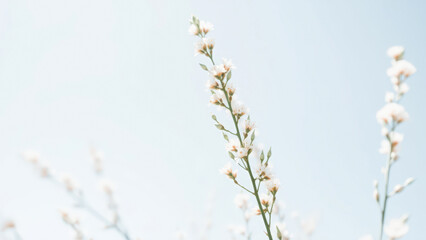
xmin=190 ymin=15 xmax=282 ymax=240
xmin=59 ymin=208 xmax=86 ymax=240
xmin=23 ymin=149 xmax=133 ymax=240
xmin=361 ymin=46 xmax=416 ymax=240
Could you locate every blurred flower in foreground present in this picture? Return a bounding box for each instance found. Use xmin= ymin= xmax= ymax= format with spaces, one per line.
xmin=24 ymin=148 xmax=133 ymax=240
xmin=384 ymin=215 xmax=409 ymax=240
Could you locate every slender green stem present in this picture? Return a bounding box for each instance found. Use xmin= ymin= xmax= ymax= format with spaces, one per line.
xmin=379 ymin=158 xmax=391 ymax=240
xmin=235 ymin=182 xmax=255 ymax=195
xmin=223 ymin=128 xmax=237 ymax=136
xmin=268 ymin=196 xmax=276 ymax=227
xmin=379 ymin=123 xmax=396 ymax=240
xmin=256 ymin=180 xmax=261 ymax=192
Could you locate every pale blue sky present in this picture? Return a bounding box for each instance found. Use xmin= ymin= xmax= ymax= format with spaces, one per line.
xmin=0 ymin=0 xmax=425 ymax=240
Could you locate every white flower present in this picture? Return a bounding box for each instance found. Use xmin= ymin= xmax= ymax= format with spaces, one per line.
xmin=209 ymin=91 xmax=225 ymax=105
xmin=235 ymin=146 xmax=249 ymax=159
xmin=384 ymin=216 xmax=409 ymax=239
xmin=199 ymin=21 xmax=214 ymax=34
xmin=379 ymin=140 xmax=391 ymax=155
xmin=256 ymin=164 xmax=273 ymax=180
xmin=387 ymin=46 xmax=404 ymax=60
xmin=387 ymin=60 xmax=416 ymax=78
xmin=358 ymin=235 xmax=374 ymax=240
xmin=99 ymin=178 xmax=116 ymax=195
xmin=59 ymin=173 xmax=79 ymax=192
xmin=206 ymin=78 xmax=219 ymax=90
xmin=194 ymin=39 xmax=207 ymax=56
xmin=2 ymin=220 xmax=15 ymax=230
xmin=23 ymin=150 xmax=40 ymax=164
xmin=243 ymin=119 xmax=255 ymax=133
xmin=390 ymin=77 xmax=400 ymax=85
xmin=376 ymin=103 xmax=409 ymax=124
xmin=226 ymin=139 xmax=240 ymax=152
xmin=38 ymin=161 xmax=51 ymax=177
xmin=265 ymin=178 xmax=280 ymax=194
xmin=231 ymin=101 xmax=248 ymax=117
xmin=220 ymin=163 xmax=237 ymax=179
xmin=226 ymin=84 xmax=236 ymax=95
xmin=210 ymin=64 xmax=227 ymax=78
xmin=397 ymin=83 xmax=409 ymax=95
xmin=194 ymin=38 xmax=214 ymax=56
xmin=204 ymin=38 xmax=214 ymax=49
xmin=260 ymin=193 xmax=272 ymax=207
xmin=234 ymin=193 xmax=250 ymax=209
xmin=389 ymin=132 xmax=403 ymax=147
xmin=222 ymin=58 xmax=235 ymax=71
xmin=59 ymin=208 xmax=80 ymax=225
xmin=188 ymin=24 xmax=200 ymax=35
xmin=385 ymin=92 xmax=395 ymax=103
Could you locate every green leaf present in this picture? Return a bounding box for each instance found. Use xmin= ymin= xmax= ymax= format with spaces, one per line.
xmin=223 ymin=133 xmax=229 ymax=142
xmin=250 ymin=130 xmax=255 ymax=142
xmin=260 ymin=151 xmax=265 ymax=162
xmin=228 ymin=151 xmax=235 ymax=159
xmin=276 ymin=226 xmax=283 ymax=240
xmin=200 ymin=63 xmax=208 ymax=71
xmin=267 ymin=147 xmax=272 ymax=159
xmin=226 ymin=71 xmax=232 ymax=81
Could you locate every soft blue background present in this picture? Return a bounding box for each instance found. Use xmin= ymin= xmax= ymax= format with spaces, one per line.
xmin=0 ymin=0 xmax=425 ymax=239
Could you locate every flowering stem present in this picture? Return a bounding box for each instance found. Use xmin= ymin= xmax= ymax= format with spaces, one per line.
xmin=214 ymin=70 xmax=273 ymax=240
xmin=201 ymin=26 xmax=274 ymax=240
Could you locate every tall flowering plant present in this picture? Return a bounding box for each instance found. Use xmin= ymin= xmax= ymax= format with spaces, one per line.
xmin=361 ymin=46 xmax=416 ymax=240
xmin=189 ymin=16 xmax=284 ymax=240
